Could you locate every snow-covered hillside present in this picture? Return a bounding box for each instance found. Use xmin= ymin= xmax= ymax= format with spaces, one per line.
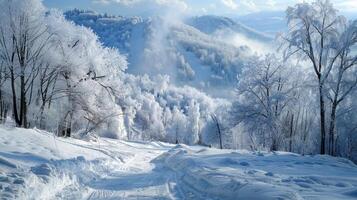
xmin=1 ymin=126 xmax=357 ymax=200
xmin=64 ymin=10 xmax=272 ymax=97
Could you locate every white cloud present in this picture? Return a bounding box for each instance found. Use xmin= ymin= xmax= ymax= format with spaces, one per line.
xmin=201 ymin=8 xmax=208 ymax=13
xmin=240 ymin=0 xmax=258 ymax=12
xmin=94 ymin=0 xmax=187 ymax=8
xmin=94 ymin=0 xmax=187 ymax=10
xmin=219 ymin=0 xmax=275 ymax=13
xmin=93 ymin=0 xmax=138 ymax=5
xmin=221 ymin=0 xmax=238 ymax=10
xmin=90 ymin=0 xmax=356 ymax=17
xmin=266 ymin=0 xmax=277 ymax=8
xmin=258 ymin=0 xmax=357 ymax=13
xmin=334 ymin=0 xmax=357 ymax=12
xmin=92 ymin=0 xmax=188 ymax=16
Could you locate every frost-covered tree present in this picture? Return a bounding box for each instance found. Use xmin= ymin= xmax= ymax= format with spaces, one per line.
xmin=283 ymin=0 xmax=347 ymax=154
xmin=118 ymin=73 xmax=228 ymax=145
xmin=232 ymin=54 xmax=298 ymax=151
xmin=0 ymin=0 xmax=49 ymax=127
xmin=283 ymin=0 xmax=357 ymax=155
xmin=0 ymin=0 xmax=127 ymax=138
xmin=45 ymin=11 xmax=127 ymax=137
xmin=185 ymin=100 xmax=200 ymax=145
xmin=325 ymin=20 xmax=357 ymax=155
xmin=171 ymin=106 xmax=188 ymax=144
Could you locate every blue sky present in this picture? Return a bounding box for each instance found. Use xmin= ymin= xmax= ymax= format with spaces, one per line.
xmin=43 ymin=0 xmax=357 ymax=17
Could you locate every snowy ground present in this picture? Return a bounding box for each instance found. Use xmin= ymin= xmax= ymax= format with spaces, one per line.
xmin=1 ymin=126 xmax=357 ymax=200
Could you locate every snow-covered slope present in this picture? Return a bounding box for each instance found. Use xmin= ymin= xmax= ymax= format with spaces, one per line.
xmin=1 ymin=126 xmax=357 ymax=199
xmin=161 ymin=146 xmax=357 ymax=200
xmin=64 ymin=10 xmax=141 ymax=54
xmin=64 ymin=10 xmax=272 ymax=98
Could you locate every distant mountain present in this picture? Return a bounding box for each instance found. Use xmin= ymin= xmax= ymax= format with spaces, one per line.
xmin=65 ymin=10 xmax=270 ymax=98
xmin=186 ymin=15 xmax=273 ymax=42
xmin=235 ymin=10 xmax=356 ymax=37
xmin=236 ymin=11 xmax=287 ymax=37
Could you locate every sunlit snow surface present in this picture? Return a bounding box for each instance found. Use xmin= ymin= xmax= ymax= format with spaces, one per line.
xmin=1 ymin=126 xmax=357 ymax=200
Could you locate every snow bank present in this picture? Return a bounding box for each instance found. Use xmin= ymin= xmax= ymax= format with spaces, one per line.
xmin=158 ymin=145 xmax=357 ymax=200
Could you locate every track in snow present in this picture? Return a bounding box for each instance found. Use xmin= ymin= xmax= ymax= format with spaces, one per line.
xmin=1 ymin=127 xmax=357 ymax=200
xmin=0 ymin=127 xmax=189 ymax=200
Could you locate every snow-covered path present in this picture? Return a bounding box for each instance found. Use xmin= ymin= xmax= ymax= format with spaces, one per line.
xmin=83 ymin=140 xmax=178 ymax=200
xmin=1 ymin=126 xmax=357 ymax=200
xmin=0 ymin=126 xmax=180 ymax=199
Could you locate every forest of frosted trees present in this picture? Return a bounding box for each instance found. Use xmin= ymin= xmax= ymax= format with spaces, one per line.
xmin=0 ymin=0 xmax=356 ymax=161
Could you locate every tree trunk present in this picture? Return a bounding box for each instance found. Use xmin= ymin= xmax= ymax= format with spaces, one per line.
xmin=58 ymin=77 xmax=73 ymax=137
xmin=329 ymin=102 xmax=337 ymax=156
xmin=58 ymin=111 xmax=72 ymax=137
xmin=319 ymin=84 xmax=326 ymax=154
xmin=211 ymin=114 xmax=222 ymax=149
xmin=39 ymin=104 xmax=46 ymax=129
xmin=0 ymin=89 xmax=8 ymax=123
xmin=66 ymin=111 xmax=73 ymax=137
xmin=20 ymin=73 xmax=27 ymax=128
xmin=289 ymin=114 xmax=294 ymax=152
xmin=271 ymin=138 xmax=278 ymax=151
xmin=10 ymin=70 xmax=21 ymax=126
xmin=0 ymin=89 xmax=3 ymax=123
xmin=217 ymin=121 xmax=222 ymax=149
